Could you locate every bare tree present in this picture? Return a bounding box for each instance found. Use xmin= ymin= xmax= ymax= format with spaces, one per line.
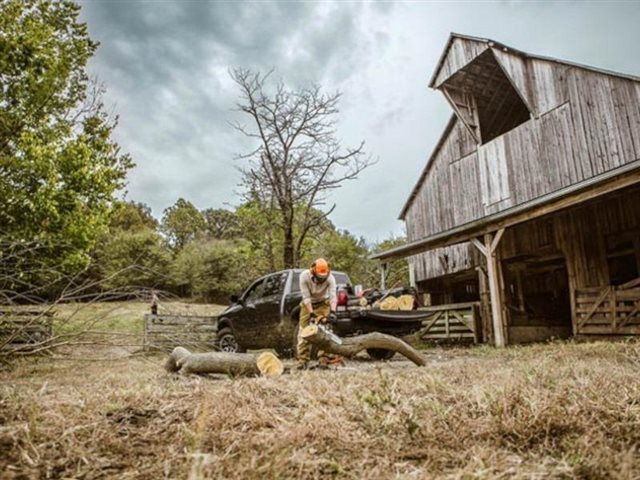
xmin=231 ymin=69 xmax=374 ymax=268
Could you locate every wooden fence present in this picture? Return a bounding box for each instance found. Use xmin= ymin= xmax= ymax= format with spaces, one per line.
xmin=574 ymin=278 xmax=640 ymax=335
xmin=143 ymin=314 xmax=218 ymax=352
xmin=0 ymin=309 xmax=54 ymax=352
xmin=416 ymin=302 xmax=481 ymax=343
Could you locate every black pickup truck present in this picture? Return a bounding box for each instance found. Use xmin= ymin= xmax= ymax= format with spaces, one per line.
xmin=216 ymin=269 xmax=428 ymax=359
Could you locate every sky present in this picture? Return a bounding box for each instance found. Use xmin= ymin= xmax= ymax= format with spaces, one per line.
xmin=78 ymin=0 xmax=640 ymax=243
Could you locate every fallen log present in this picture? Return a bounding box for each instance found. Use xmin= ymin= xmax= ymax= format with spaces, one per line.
xmin=301 ymin=325 xmax=426 ymax=366
xmin=165 ymin=347 xmax=283 ymax=377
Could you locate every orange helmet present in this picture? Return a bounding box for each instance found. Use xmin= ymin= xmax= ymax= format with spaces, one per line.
xmin=311 ymin=258 xmax=330 ymax=282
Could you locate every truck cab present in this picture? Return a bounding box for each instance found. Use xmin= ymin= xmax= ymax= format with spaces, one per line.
xmin=216 ymin=269 xmax=351 ymax=354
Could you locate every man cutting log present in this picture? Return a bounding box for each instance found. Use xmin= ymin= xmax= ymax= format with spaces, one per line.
xmin=297 ymin=258 xmax=339 ymax=370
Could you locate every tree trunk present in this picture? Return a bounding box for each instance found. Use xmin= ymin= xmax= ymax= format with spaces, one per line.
xmin=283 ymin=226 xmax=294 ymax=268
xmin=165 ymin=347 xmax=283 ymax=377
xmin=301 ymin=325 xmax=426 ymax=366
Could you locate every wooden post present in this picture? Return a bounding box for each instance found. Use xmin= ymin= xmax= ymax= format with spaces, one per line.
xmin=477 ymin=266 xmax=492 ymax=343
xmin=380 ymin=262 xmax=389 ymax=290
xmin=408 ymin=260 xmax=416 ymax=288
xmin=486 ymin=232 xmax=506 ymax=347
xmin=143 ymin=314 xmax=149 ymax=352
xmin=471 ymin=228 xmax=507 ymax=347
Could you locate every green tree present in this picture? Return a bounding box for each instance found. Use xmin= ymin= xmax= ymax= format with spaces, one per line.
xmin=109 ymin=200 xmax=158 ymax=232
xmin=0 ymin=0 xmax=133 ymax=279
xmin=202 ymin=208 xmax=241 ymax=240
xmin=161 ymin=198 xmax=205 ymax=250
xmin=373 ymin=236 xmax=410 ymax=288
xmin=302 ymin=229 xmax=370 ymax=285
xmin=96 ymin=229 xmax=171 ymax=290
xmin=171 ymin=239 xmax=247 ymax=302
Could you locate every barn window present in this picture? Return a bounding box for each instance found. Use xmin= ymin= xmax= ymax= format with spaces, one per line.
xmin=440 ymin=49 xmax=531 ymax=144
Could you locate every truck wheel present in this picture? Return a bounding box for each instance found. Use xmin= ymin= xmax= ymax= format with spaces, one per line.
xmin=366 ymin=348 xmax=395 ymax=361
xmin=217 ymin=327 xmax=245 ymax=353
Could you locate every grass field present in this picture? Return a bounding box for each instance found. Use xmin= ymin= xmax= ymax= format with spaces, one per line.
xmin=2 ymin=303 xmax=640 ymax=478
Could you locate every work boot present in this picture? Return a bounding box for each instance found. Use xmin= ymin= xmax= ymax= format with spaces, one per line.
xmin=316 ymin=358 xmax=330 ymax=370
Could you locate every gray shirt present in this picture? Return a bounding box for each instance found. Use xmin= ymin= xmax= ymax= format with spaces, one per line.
xmin=299 ymin=269 xmax=337 ymax=305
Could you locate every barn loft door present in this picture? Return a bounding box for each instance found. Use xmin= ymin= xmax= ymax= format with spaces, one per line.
xmin=478 ymin=137 xmax=511 ymax=212
xmin=442 ymin=87 xmax=480 ymax=143
xmin=438 ymin=49 xmax=531 ymax=145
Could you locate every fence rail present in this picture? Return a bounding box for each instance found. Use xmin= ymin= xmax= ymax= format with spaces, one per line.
xmin=575 ymin=279 xmax=640 ymax=335
xmin=415 ymin=302 xmax=481 ymax=343
xmin=0 ymin=309 xmax=54 ymax=351
xmin=143 ymin=314 xmax=218 ymax=352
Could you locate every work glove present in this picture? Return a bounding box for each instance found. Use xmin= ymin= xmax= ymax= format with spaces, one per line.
xmin=327 ymin=312 xmax=338 ymax=324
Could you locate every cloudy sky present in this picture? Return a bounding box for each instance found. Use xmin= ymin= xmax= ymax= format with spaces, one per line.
xmin=78 ymin=0 xmax=640 ymax=242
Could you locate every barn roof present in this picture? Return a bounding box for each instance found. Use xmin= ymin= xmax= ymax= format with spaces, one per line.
xmin=429 ymin=33 xmax=640 ymax=89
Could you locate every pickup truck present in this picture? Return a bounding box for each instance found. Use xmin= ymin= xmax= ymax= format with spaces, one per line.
xmin=216 ymin=269 xmax=428 ymax=359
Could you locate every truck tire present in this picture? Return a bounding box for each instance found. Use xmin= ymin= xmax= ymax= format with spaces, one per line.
xmin=366 ymin=348 xmax=395 ymax=361
xmin=216 ymin=327 xmax=245 ymax=353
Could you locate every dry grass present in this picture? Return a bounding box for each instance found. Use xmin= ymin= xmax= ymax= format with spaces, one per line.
xmin=53 ymin=300 xmax=226 ymax=335
xmin=2 ymin=340 xmax=640 ymax=479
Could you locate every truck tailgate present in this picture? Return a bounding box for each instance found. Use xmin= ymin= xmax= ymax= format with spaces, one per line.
xmin=346 ymin=308 xmax=434 ymax=323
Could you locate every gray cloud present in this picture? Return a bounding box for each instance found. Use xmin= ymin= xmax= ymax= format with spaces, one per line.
xmin=79 ymin=0 xmax=640 ymax=241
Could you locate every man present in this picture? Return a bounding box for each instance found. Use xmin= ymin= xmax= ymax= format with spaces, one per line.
xmin=150 ymin=290 xmax=159 ymax=315
xmin=297 ymin=258 xmax=338 ymax=369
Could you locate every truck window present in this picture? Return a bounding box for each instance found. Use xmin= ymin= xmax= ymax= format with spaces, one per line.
xmin=291 ymin=271 xmax=352 ymax=293
xmin=244 ymin=278 xmax=266 ymax=302
xmin=291 ymin=272 xmax=301 ymax=293
xmin=262 ymin=272 xmax=287 ymax=297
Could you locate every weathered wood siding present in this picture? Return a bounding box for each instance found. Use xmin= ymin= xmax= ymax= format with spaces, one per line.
xmin=416 ymin=185 xmax=639 ymax=283
xmin=410 ymin=243 xmax=481 ymax=281
xmin=405 ymin=119 xmax=477 ymax=243
xmin=555 ymin=187 xmax=640 ymax=290
xmin=407 ymin=48 xmax=640 ymax=283
xmin=529 ymin=59 xmax=570 ymax=114
xmin=433 ymin=37 xmax=489 ymax=88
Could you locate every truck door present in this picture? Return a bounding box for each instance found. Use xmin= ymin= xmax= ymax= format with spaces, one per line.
xmin=233 ymin=277 xmax=266 ymax=346
xmin=251 ymin=272 xmax=289 ymax=349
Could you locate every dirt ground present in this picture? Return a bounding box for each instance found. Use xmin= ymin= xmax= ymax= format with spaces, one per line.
xmin=2 ymin=339 xmax=640 ymax=479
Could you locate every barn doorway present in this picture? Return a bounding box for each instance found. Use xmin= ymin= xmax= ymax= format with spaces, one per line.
xmin=502 ymin=256 xmax=573 ymax=343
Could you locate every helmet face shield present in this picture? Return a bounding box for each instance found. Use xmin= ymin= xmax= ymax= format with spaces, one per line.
xmin=311 ymin=258 xmax=330 ymax=283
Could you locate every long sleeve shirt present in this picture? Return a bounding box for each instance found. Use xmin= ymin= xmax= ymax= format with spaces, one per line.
xmin=299 ymin=269 xmax=337 ymax=307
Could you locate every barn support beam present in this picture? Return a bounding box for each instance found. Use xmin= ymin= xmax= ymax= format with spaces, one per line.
xmin=408 ymin=260 xmax=416 ymax=288
xmin=471 ymin=228 xmax=507 ymax=347
xmin=380 ymin=262 xmax=389 ymax=290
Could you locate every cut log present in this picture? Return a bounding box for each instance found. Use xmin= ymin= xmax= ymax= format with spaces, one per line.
xmin=165 ymin=347 xmax=283 ymax=377
xmin=164 ymin=346 xmax=191 ymax=372
xmin=301 ymin=325 xmax=426 ymax=366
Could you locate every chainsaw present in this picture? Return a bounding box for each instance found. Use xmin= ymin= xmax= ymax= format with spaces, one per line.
xmin=311 ymin=315 xmax=343 ymax=345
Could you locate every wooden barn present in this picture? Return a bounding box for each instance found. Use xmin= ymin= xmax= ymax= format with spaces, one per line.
xmin=373 ymin=33 xmax=640 ymax=346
